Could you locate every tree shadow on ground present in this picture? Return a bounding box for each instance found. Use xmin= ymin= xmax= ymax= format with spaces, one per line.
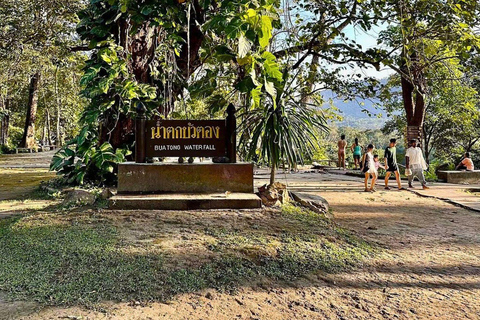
xmin=0 ymin=204 xmax=479 ymax=307
xmin=0 ymin=205 xmax=374 ymax=305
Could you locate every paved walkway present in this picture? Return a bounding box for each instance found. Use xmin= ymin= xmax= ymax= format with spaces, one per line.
xmin=254 ymin=168 xmax=480 ymax=213
xmin=408 ymin=182 xmax=480 ymax=212
xmin=0 ymin=151 xmax=54 ymax=168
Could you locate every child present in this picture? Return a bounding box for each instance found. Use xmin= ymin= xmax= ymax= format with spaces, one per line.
xmin=361 ymin=144 xmax=378 ymax=192
xmin=373 ymin=154 xmax=385 ymax=171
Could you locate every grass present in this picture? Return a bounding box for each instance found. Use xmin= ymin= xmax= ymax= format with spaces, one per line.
xmin=0 ymin=204 xmax=377 ymax=306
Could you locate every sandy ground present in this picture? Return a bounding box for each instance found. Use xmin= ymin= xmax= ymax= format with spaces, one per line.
xmin=1 ymin=161 xmax=480 ymax=319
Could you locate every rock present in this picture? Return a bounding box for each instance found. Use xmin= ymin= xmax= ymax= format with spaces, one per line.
xmin=258 ymin=182 xmax=289 ymax=207
xmin=62 ymin=189 xmax=96 ymax=206
xmin=205 ymin=291 xmax=215 ymax=300
xmin=290 ymin=192 xmax=331 ymax=218
xmin=41 ymin=185 xmax=58 ymax=194
xmin=100 ymin=188 xmax=116 ymax=199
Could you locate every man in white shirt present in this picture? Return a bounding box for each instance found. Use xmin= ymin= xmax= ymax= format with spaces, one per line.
xmin=405 ymin=139 xmax=429 ymax=190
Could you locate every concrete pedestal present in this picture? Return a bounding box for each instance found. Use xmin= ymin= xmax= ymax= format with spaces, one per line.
xmin=111 ymin=162 xmax=260 ymax=210
xmin=117 ymin=162 xmax=254 ymax=194
xmin=437 ymin=170 xmax=480 ymax=184
xmin=109 ymin=193 xmax=261 ymax=210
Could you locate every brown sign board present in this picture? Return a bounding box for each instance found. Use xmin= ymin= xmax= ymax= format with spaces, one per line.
xmin=145 ymin=120 xmax=226 ymax=157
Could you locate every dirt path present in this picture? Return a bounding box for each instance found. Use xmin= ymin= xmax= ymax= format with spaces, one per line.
xmin=0 ymin=151 xmax=54 ymax=169
xmin=315 ymin=183 xmax=480 ymax=319
xmin=1 ymin=158 xmax=479 ymax=319
xmin=2 ymin=171 xmax=474 ymax=319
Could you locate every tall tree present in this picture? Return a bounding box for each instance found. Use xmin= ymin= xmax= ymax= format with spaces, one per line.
xmin=0 ymin=0 xmax=84 ymax=148
xmin=378 ymin=0 xmax=480 ymax=142
xmin=20 ymin=72 xmax=40 ymax=148
xmin=381 ymin=55 xmax=479 ymax=163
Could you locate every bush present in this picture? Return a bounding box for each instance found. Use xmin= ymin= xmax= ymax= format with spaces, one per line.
xmin=50 ymin=126 xmax=131 ymax=186
xmin=0 ymin=144 xmax=15 ymax=154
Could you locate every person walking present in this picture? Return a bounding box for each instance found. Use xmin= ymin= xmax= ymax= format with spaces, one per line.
xmin=337 ymin=134 xmax=347 ymax=170
xmin=350 ymin=138 xmax=362 ymax=170
xmin=384 ymin=138 xmax=403 ymax=190
xmin=405 ymin=139 xmax=429 ymax=189
xmin=362 ymin=144 xmax=377 ymax=192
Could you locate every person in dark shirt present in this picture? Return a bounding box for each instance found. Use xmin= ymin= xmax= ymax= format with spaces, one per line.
xmin=384 ymin=138 xmax=403 ymax=190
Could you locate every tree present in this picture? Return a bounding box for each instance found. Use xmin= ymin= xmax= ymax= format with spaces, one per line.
xmin=20 ymin=72 xmax=40 ymax=149
xmin=0 ymin=0 xmax=85 ymax=149
xmin=53 ymin=0 xmax=286 ymax=185
xmin=377 ymin=0 xmax=480 ymax=142
xmin=239 ymin=70 xmax=328 ymax=185
xmin=382 ymin=55 xmax=479 ymax=164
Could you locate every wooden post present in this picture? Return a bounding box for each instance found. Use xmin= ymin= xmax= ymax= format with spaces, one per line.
xmin=226 ymin=103 xmax=236 ymax=163
xmin=135 ymin=102 xmax=146 ymax=163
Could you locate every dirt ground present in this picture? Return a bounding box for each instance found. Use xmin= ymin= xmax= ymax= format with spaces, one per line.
xmin=1 ymin=160 xmax=480 ymax=319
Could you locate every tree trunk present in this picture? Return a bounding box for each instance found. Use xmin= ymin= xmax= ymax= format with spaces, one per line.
xmin=422 ymin=126 xmax=430 ymax=164
xmin=54 ymin=67 xmax=63 ymax=147
xmin=0 ymin=98 xmax=9 ymax=145
xmin=42 ymin=118 xmax=47 ymax=145
xmin=20 ymin=72 xmax=40 ymax=149
xmin=400 ymin=60 xmax=426 ymax=144
xmin=0 ymin=114 xmax=8 ymax=145
xmin=46 ymin=108 xmax=52 ymax=146
xmin=270 ymin=165 xmax=276 ymax=185
xmin=99 ymin=110 xmax=135 ymax=150
xmin=99 ymin=15 xmax=205 ymax=150
xmin=301 ymin=55 xmax=319 ymax=104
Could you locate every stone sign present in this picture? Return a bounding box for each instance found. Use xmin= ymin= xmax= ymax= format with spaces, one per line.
xmin=145 ymin=120 xmax=226 ymax=157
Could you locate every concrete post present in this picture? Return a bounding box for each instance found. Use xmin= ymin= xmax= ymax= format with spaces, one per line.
xmin=226 ymin=103 xmax=236 ymax=163
xmin=135 ymin=102 xmax=146 ymax=163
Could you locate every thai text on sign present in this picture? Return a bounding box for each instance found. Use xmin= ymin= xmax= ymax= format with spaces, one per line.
xmin=145 ymin=120 xmax=226 ymax=158
xmin=150 ymin=122 xmax=221 ymax=140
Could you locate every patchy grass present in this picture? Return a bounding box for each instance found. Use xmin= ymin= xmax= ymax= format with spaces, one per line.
xmin=0 ymin=168 xmax=55 ymax=201
xmin=0 ymin=204 xmax=377 ymax=306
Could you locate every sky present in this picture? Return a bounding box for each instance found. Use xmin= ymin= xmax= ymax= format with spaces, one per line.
xmin=341 ymin=24 xmax=395 ymax=80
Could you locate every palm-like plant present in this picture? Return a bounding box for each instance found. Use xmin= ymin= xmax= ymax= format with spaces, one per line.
xmin=239 ymin=75 xmax=329 ymax=185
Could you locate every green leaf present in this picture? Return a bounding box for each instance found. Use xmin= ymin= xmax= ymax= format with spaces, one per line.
xmin=238 ymin=34 xmax=252 ymax=58
xmin=225 ymin=18 xmax=243 ymax=39
xmin=235 ymin=76 xmax=255 ymax=93
xmin=259 ymin=16 xmax=273 ymax=48
xmin=262 ymin=52 xmax=283 ymax=81
xmin=99 ymin=142 xmax=113 ymax=153
xmin=251 ymin=85 xmax=262 ymax=109
xmin=265 ymin=80 xmax=276 ymax=99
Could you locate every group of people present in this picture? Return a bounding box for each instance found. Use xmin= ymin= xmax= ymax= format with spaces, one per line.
xmin=338 ymin=136 xmax=468 ymax=192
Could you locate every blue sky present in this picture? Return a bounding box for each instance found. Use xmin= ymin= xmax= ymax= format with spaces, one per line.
xmin=341 ymin=23 xmax=395 ymax=80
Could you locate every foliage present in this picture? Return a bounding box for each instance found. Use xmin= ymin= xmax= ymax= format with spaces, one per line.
xmin=50 ymin=0 xmax=286 ymax=184
xmin=50 ymin=127 xmax=131 ymax=185
xmin=0 ymin=0 xmax=87 ymax=147
xmin=381 ymin=54 xmax=480 ymax=164
xmin=239 ymin=71 xmax=328 ymax=182
xmin=376 ymin=0 xmax=480 ymax=138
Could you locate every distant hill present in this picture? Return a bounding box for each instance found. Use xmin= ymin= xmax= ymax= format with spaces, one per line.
xmin=321 ymin=81 xmax=388 ymax=129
